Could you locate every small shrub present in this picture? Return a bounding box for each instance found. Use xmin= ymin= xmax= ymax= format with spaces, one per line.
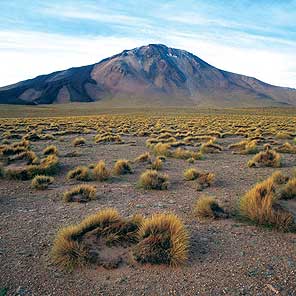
xmin=194 ymin=195 xmax=225 ymax=218
xmin=151 ymin=157 xmax=163 ymax=170
xmin=276 ymin=142 xmax=296 ymax=154
xmin=67 ymin=166 xmax=92 ymax=181
xmin=248 ymin=149 xmax=281 ymax=168
xmin=43 ymin=145 xmax=58 ymax=155
xmin=31 ymin=175 xmax=54 ymax=190
xmin=153 ymin=143 xmax=171 ymax=157
xmin=73 ymin=137 xmax=86 ymax=146
xmin=184 ymin=168 xmax=200 ymax=181
xmin=95 ymin=134 xmax=123 ymax=144
xmin=51 ymin=208 xmax=142 ymax=270
xmin=139 ymin=170 xmax=169 ymax=190
xmin=200 ymin=141 xmax=222 ymax=153
xmin=270 ymin=171 xmax=289 ymax=185
xmin=93 ymin=160 xmax=110 ymax=181
xmin=134 ymin=152 xmax=151 ymax=163
xmin=133 ymin=213 xmax=188 ymax=266
xmin=8 ymin=150 xmax=38 ymax=165
xmin=280 ymin=178 xmax=296 ymax=200
xmin=239 ymin=178 xmax=294 ymax=231
xmin=63 ymin=185 xmax=96 ymax=202
xmin=197 ymin=172 xmax=215 ymax=190
xmin=113 ymin=159 xmax=132 ymax=175
xmin=275 ymin=132 xmax=291 ymax=139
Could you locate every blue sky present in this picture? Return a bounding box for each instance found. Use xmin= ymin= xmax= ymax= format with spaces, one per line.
xmin=0 ymin=0 xmax=295 ymax=87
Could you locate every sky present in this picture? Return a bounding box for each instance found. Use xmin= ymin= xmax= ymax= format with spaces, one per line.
xmin=0 ymin=0 xmax=295 ymax=88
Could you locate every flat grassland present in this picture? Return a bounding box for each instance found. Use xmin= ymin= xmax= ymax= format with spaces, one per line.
xmin=0 ymin=107 xmax=295 ymax=296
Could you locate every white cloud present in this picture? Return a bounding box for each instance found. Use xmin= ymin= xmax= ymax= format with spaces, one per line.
xmin=0 ymin=30 xmax=147 ymax=86
xmin=0 ymin=29 xmax=295 ymax=88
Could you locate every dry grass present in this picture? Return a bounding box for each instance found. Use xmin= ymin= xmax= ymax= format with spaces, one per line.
xmin=63 ymin=185 xmax=96 ymax=202
xmin=133 ymin=213 xmax=189 ymax=266
xmin=139 ymin=170 xmax=169 ymax=190
xmin=151 ymin=157 xmax=163 ymax=170
xmin=67 ymin=166 xmax=92 ymax=181
xmin=134 ymin=152 xmax=151 ymax=163
xmin=239 ymin=178 xmax=294 ymax=231
xmin=280 ymin=178 xmax=296 ymax=200
xmin=152 ymin=143 xmax=171 ymax=157
xmin=276 ymin=142 xmax=296 ymax=154
xmin=113 ymin=159 xmax=132 ymax=175
xmin=248 ymin=149 xmax=281 ymax=168
xmin=51 ymin=208 xmax=143 ymax=270
xmin=72 ymin=137 xmax=86 ymax=146
xmin=5 ymin=154 xmax=59 ymax=180
xmin=194 ymin=195 xmax=224 ymax=218
xmin=93 ymin=160 xmax=110 ymax=181
xmin=31 ymin=175 xmax=54 ymax=190
xmin=184 ymin=168 xmax=200 ymax=181
xmin=43 ymin=145 xmax=58 ymax=156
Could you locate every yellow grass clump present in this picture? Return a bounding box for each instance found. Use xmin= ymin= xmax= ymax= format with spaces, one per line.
xmin=276 ymin=142 xmax=296 ymax=154
xmin=239 ymin=178 xmax=294 ymax=231
xmin=280 ymin=178 xmax=296 ymax=200
xmin=93 ymin=160 xmax=110 ymax=181
xmin=194 ymin=195 xmax=224 ymax=218
xmin=31 ymin=175 xmax=54 ymax=190
xmin=139 ymin=170 xmax=169 ymax=190
xmin=43 ymin=145 xmax=58 ymax=156
xmin=67 ymin=166 xmax=92 ymax=181
xmin=51 ymin=208 xmax=143 ymax=270
xmin=133 ymin=213 xmax=188 ymax=266
xmin=63 ymin=185 xmax=96 ymax=202
xmin=248 ymin=149 xmax=281 ymax=168
xmin=151 ymin=157 xmax=163 ymax=170
xmin=113 ymin=159 xmax=132 ymax=175
xmin=72 ymin=137 xmax=86 ymax=146
xmin=184 ymin=168 xmax=200 ymax=181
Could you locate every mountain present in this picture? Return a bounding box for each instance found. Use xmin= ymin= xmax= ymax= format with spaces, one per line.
xmin=0 ymin=44 xmax=295 ymax=107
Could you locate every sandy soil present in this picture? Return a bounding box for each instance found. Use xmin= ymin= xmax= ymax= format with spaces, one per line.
xmin=0 ymin=135 xmax=295 ymax=296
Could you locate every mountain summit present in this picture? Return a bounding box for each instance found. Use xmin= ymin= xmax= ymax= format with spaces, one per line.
xmin=0 ymin=44 xmax=295 ymax=107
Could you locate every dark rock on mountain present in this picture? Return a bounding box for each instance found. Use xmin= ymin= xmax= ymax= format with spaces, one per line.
xmin=0 ymin=44 xmax=295 ymax=107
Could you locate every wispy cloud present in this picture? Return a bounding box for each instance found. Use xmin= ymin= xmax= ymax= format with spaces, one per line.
xmin=0 ymin=0 xmax=295 ymax=88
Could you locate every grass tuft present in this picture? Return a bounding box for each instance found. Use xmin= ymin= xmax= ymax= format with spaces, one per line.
xmin=133 ymin=213 xmax=189 ymax=266
xmin=139 ymin=169 xmax=169 ymax=190
xmin=31 ymin=175 xmax=54 ymax=190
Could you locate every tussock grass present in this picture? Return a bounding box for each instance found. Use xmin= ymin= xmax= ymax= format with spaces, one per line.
xmin=139 ymin=170 xmax=168 ymax=190
xmin=72 ymin=137 xmax=86 ymax=146
xmin=67 ymin=166 xmax=92 ymax=181
xmin=113 ymin=159 xmax=132 ymax=175
xmin=276 ymin=142 xmax=296 ymax=154
xmin=194 ymin=195 xmax=224 ymax=218
xmin=134 ymin=152 xmax=151 ymax=163
xmin=93 ymin=160 xmax=110 ymax=181
xmin=95 ymin=134 xmax=123 ymax=144
xmin=200 ymin=140 xmax=222 ymax=153
xmin=151 ymin=157 xmax=163 ymax=170
xmin=280 ymin=178 xmax=296 ymax=200
xmin=184 ymin=168 xmax=200 ymax=181
xmin=133 ymin=213 xmax=189 ymax=266
xmin=5 ymin=154 xmax=59 ymax=180
xmin=51 ymin=208 xmax=143 ymax=270
xmin=239 ymin=177 xmax=295 ymax=231
xmin=63 ymin=185 xmax=96 ymax=202
xmin=43 ymin=145 xmax=58 ymax=156
xmin=31 ymin=175 xmax=54 ymax=190
xmin=248 ymin=149 xmax=281 ymax=168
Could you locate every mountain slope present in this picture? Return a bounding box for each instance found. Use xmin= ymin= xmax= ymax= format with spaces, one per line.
xmin=0 ymin=44 xmax=295 ymax=107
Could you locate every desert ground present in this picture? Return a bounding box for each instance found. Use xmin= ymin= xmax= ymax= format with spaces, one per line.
xmin=0 ymin=107 xmax=295 ymax=296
